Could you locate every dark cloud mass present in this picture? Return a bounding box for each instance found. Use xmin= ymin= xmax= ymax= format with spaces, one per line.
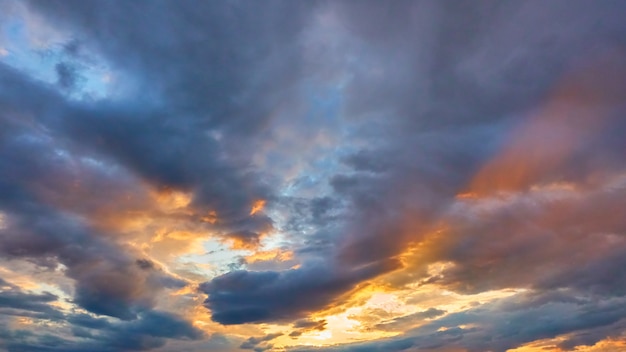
xmin=1 ymin=0 xmax=626 ymax=351
xmin=201 ymin=257 xmax=400 ymax=325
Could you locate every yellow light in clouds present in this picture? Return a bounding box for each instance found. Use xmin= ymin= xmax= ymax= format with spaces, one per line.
xmin=201 ymin=210 xmax=217 ymax=224
xmin=456 ymin=192 xmax=478 ymax=200
xmin=250 ymin=199 xmax=266 ymax=215
xmin=364 ymin=292 xmax=403 ymax=313
xmin=312 ymin=330 xmax=332 ymax=340
xmin=245 ymin=249 xmax=293 ymax=263
xmin=509 ymin=336 xmax=626 ymax=352
xmin=154 ymin=189 xmax=192 ymax=210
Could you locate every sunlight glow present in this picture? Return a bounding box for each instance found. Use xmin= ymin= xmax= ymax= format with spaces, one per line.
xmin=250 ymin=199 xmax=266 ymax=215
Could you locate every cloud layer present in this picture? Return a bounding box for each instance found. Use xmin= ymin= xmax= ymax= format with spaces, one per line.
xmin=1 ymin=0 xmax=625 ymax=351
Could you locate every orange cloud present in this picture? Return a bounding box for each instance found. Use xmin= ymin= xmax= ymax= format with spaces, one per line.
xmin=245 ymin=248 xmax=293 ymax=263
xmin=250 ymin=199 xmax=266 ymax=216
xmin=467 ymin=50 xmax=626 ymax=196
xmin=201 ymin=210 xmax=218 ymax=224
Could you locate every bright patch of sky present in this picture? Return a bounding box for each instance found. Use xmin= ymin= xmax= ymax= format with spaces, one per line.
xmin=1 ymin=13 xmax=112 ymax=101
xmin=177 ymin=239 xmax=249 ymax=278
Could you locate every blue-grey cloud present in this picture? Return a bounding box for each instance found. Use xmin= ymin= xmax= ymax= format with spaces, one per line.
xmin=201 ymin=258 xmax=400 ymax=325
xmin=293 ymin=290 xmax=626 ymax=352
xmin=1 ymin=1 xmax=626 ymax=351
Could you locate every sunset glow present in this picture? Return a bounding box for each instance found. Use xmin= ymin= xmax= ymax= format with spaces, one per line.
xmin=1 ymin=1 xmax=626 ymax=352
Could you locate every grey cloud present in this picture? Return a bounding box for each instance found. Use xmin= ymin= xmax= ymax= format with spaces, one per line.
xmin=5 ymin=0 xmax=323 ymax=246
xmin=201 ymin=258 xmax=400 ymax=324
xmin=203 ymin=0 xmax=626 ymax=332
xmin=289 ymin=319 xmax=327 ymax=337
xmin=0 ymin=202 xmax=185 ymax=320
xmin=55 ymin=61 xmax=79 ymax=90
xmin=0 ymin=281 xmax=202 ymax=351
xmin=3 ymin=310 xmax=203 ymax=352
xmin=158 ymin=333 xmax=236 ymax=352
xmin=0 ymin=0 xmax=320 ymax=338
xmin=240 ymin=332 xmax=282 ymax=350
xmin=421 ymin=180 xmax=626 ymax=296
xmin=294 ymin=319 xmax=327 ymax=330
xmin=0 ymin=70 xmax=189 ymax=319
xmin=2 ymin=1 xmax=626 ymax=351
xmin=0 ymin=278 xmax=64 ymax=321
xmin=375 ymin=308 xmax=446 ymax=332
xmin=294 ymin=291 xmax=626 ymax=352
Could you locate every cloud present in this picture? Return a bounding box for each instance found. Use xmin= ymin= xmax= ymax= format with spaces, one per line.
xmin=0 ymin=279 xmax=201 ymax=352
xmin=2 ymin=310 xmax=203 ymax=352
xmin=0 ymin=200 xmax=186 ymax=320
xmin=9 ymin=0 xmax=316 ymax=243
xmin=201 ymin=258 xmax=400 ymax=324
xmin=294 ymin=290 xmax=626 ymax=352
xmin=1 ymin=1 xmax=626 ymax=351
xmin=1 ymin=0 xmax=316 ymax=344
xmin=240 ymin=332 xmax=282 ymax=350
xmin=1 ymin=0 xmax=317 ymax=336
xmin=0 ymin=278 xmax=63 ymax=321
xmin=289 ymin=319 xmax=327 ymax=337
xmin=375 ymin=308 xmax=446 ymax=332
xmin=54 ymin=61 xmax=79 ymax=90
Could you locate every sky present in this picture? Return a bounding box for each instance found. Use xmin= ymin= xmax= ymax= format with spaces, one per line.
xmin=0 ymin=1 xmax=626 ymax=351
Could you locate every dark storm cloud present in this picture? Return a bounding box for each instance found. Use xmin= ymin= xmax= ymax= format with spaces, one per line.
xmin=26 ymin=0 xmax=312 ymax=121
xmin=2 ymin=310 xmax=203 ymax=352
xmin=0 ymin=69 xmax=187 ymax=321
xmin=2 ymin=0 xmax=319 ymax=339
xmin=200 ymin=258 xmax=399 ymax=325
xmin=375 ymin=308 xmax=446 ymax=332
xmin=0 ymin=202 xmax=185 ymax=320
xmin=289 ymin=319 xmax=327 ymax=338
xmin=1 ymin=6 xmax=336 ymax=291
xmin=0 ymin=280 xmax=201 ymax=352
xmin=0 ymin=0 xmax=317 ymax=241
xmin=105 ymin=311 xmax=204 ymax=349
xmin=200 ymin=0 xmax=626 ymax=331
